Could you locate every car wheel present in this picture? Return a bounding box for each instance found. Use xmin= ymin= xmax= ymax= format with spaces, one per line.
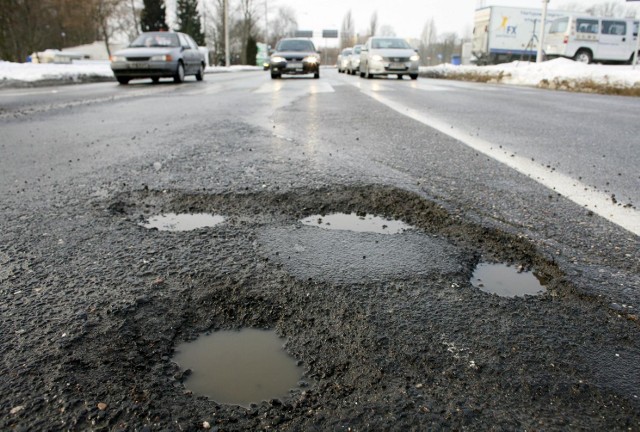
xmin=151 ymin=77 xmax=159 ymax=84
xmin=174 ymin=63 xmax=185 ymax=83
xmin=270 ymin=72 xmax=280 ymax=79
xmin=314 ymin=70 xmax=320 ymax=79
xmin=573 ymin=49 xmax=592 ymax=64
xmin=366 ymin=67 xmax=373 ymax=79
xmin=116 ymin=77 xmax=129 ymax=85
xmin=397 ymin=74 xmax=403 ymax=80
xmin=195 ymin=64 xmax=204 ymax=81
xmin=410 ymin=74 xmax=418 ymax=80
xmin=629 ymin=51 xmax=640 ymax=65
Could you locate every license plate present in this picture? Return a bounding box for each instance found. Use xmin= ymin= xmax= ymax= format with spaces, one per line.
xmin=390 ymin=63 xmax=406 ymax=70
xmin=130 ymin=63 xmax=150 ymax=69
xmin=288 ymin=62 xmax=303 ymax=69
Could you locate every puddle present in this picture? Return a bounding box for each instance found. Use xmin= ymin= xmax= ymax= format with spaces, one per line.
xmin=173 ymin=329 xmax=304 ymax=408
xmin=141 ymin=213 xmax=225 ymax=231
xmin=471 ymin=263 xmax=546 ymax=298
xmin=300 ymin=213 xmax=412 ymax=234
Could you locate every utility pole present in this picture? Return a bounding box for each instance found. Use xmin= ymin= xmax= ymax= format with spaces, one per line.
xmin=265 ymin=0 xmax=269 ymax=47
xmin=224 ymin=0 xmax=230 ymax=66
xmin=536 ymin=0 xmax=549 ymax=63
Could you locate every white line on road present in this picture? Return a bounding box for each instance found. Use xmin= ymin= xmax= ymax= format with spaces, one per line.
xmin=357 ymin=86 xmax=640 ymax=236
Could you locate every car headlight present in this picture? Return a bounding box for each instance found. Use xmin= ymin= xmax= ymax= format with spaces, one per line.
xmin=410 ymin=54 xmax=420 ymax=61
xmin=303 ymin=56 xmax=318 ymax=64
xmin=110 ymin=55 xmax=126 ymax=62
xmin=371 ymin=55 xmax=383 ymax=62
xmin=150 ymin=54 xmax=172 ymax=61
xmin=271 ymin=56 xmax=285 ymax=63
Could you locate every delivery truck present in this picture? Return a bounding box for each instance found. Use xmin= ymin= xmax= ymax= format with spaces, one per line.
xmin=472 ymin=6 xmax=571 ymax=65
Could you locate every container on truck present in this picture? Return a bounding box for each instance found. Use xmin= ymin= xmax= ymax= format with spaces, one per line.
xmin=472 ymin=6 xmax=570 ymax=65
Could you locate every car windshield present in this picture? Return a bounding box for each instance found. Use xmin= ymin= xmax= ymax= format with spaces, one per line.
xmin=353 ymin=46 xmax=362 ymax=54
xmin=371 ymin=38 xmax=412 ymax=49
xmin=343 ymin=49 xmax=352 ymax=55
xmin=277 ymin=39 xmax=315 ymax=52
xmin=130 ymin=33 xmax=180 ymax=48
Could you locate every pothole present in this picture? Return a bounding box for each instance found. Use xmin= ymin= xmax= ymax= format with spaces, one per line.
xmin=300 ymin=213 xmax=412 ymax=234
xmin=471 ymin=263 xmax=547 ymax=298
xmin=141 ymin=213 xmax=225 ymax=231
xmin=173 ymin=329 xmax=304 ymax=408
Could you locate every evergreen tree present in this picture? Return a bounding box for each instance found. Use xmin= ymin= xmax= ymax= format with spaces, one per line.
xmin=176 ymin=0 xmax=205 ymax=45
xmin=140 ymin=0 xmax=167 ymax=32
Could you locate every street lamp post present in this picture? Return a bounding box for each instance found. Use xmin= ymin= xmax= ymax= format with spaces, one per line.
xmin=536 ymin=0 xmax=549 ymax=63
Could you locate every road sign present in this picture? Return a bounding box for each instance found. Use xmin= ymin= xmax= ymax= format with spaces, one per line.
xmin=295 ymin=30 xmax=313 ymax=38
xmin=322 ymin=30 xmax=339 ymax=38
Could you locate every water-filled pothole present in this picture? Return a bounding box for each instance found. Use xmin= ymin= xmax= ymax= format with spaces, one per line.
xmin=471 ymin=263 xmax=546 ymax=298
xmin=173 ymin=329 xmax=304 ymax=408
xmin=141 ymin=213 xmax=225 ymax=231
xmin=300 ymin=213 xmax=412 ymax=234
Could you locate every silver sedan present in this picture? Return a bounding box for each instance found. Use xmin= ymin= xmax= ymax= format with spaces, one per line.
xmin=359 ymin=37 xmax=420 ymax=80
xmin=110 ymin=32 xmax=205 ymax=85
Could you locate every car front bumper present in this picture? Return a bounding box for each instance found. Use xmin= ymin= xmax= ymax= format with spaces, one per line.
xmin=111 ymin=61 xmax=179 ymax=78
xmin=270 ymin=61 xmax=319 ymax=75
xmin=368 ymin=59 xmax=419 ymax=75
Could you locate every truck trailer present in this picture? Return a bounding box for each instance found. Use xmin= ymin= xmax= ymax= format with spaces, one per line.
xmin=472 ymin=6 xmax=571 ymax=65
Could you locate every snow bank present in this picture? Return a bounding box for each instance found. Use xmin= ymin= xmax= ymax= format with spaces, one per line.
xmin=0 ymin=60 xmax=113 ymax=86
xmin=0 ymin=61 xmax=263 ymax=87
xmin=420 ymin=58 xmax=640 ymax=94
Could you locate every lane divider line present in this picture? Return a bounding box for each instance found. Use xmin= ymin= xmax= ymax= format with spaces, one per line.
xmin=358 ymin=87 xmax=640 ymax=236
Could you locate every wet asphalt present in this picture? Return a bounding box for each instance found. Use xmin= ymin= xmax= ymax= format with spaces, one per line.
xmin=0 ymin=69 xmax=639 ymax=430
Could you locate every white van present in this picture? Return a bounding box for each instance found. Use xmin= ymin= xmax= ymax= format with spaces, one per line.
xmin=545 ymin=15 xmax=639 ymax=64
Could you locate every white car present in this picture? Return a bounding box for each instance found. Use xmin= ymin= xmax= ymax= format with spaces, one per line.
xmin=347 ymin=44 xmax=363 ymax=75
xmin=337 ymin=48 xmax=352 ymax=73
xmin=359 ymin=37 xmax=419 ymax=80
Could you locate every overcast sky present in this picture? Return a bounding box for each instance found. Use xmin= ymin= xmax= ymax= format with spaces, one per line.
xmin=273 ymin=0 xmax=638 ymax=40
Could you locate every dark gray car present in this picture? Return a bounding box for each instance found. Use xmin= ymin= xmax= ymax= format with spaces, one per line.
xmin=269 ymin=38 xmax=320 ymax=79
xmin=110 ymin=32 xmax=205 ymax=85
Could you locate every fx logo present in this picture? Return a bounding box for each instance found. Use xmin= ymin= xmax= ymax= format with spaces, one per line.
xmin=506 ymin=26 xmax=518 ymax=35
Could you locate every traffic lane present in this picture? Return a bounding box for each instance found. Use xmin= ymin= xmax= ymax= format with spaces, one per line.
xmin=268 ymin=76 xmax=639 ymax=307
xmin=0 ymin=71 xmax=266 ymax=117
xmin=0 ymin=73 xmax=267 ymax=190
xmin=340 ymin=72 xmax=640 ymax=208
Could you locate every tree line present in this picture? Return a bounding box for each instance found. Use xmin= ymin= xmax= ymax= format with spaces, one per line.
xmin=0 ymin=0 xmax=298 ymax=64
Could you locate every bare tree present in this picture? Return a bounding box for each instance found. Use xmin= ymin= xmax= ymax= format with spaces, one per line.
xmin=587 ymin=1 xmax=624 ymax=17
xmin=379 ymin=25 xmax=396 ymax=37
xmin=419 ymin=18 xmax=437 ymax=66
xmin=267 ymin=5 xmax=297 ymax=48
xmin=439 ymin=32 xmax=459 ymax=64
xmin=237 ymin=0 xmax=260 ymax=64
xmin=369 ymin=11 xmax=378 ymax=38
xmin=340 ymin=10 xmax=355 ymax=49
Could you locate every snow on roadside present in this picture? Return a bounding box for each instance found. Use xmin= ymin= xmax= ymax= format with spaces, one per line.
xmin=420 ymin=58 xmax=640 ymax=92
xmin=0 ymin=60 xmax=113 ymax=84
xmin=0 ymin=61 xmax=263 ymax=87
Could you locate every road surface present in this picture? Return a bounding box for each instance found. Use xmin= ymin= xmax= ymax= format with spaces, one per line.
xmin=1 ymin=69 xmax=639 ymax=430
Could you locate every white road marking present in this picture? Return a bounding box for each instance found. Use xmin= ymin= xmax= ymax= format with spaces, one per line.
xmin=355 ymin=85 xmax=640 ymax=236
